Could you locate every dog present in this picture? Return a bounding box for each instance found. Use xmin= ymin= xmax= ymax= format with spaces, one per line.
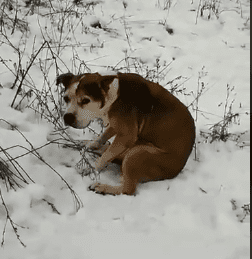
xmin=56 ymin=72 xmax=195 ymax=195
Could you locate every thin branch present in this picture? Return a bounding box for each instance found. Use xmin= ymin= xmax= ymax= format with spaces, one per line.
xmin=11 ymin=41 xmax=47 ymax=108
xmin=0 ymin=188 xmax=26 ymax=247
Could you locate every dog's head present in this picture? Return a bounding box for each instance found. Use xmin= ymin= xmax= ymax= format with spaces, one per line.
xmin=56 ymin=72 xmax=119 ymax=128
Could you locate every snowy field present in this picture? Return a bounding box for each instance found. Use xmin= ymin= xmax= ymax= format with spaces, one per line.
xmin=0 ymin=0 xmax=250 ymax=258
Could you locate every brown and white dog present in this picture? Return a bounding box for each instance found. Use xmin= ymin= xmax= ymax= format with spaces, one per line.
xmin=56 ymin=72 xmax=195 ymax=195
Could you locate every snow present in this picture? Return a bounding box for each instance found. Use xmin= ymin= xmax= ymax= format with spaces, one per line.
xmin=0 ymin=0 xmax=250 ymax=258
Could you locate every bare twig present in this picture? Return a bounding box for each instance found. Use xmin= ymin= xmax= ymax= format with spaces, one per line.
xmin=0 ymin=188 xmax=27 ymax=247
xmin=11 ymin=41 xmax=47 ymax=108
xmin=0 ymin=119 xmax=83 ymax=211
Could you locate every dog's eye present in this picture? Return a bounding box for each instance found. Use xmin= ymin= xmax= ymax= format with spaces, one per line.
xmin=64 ymin=96 xmax=70 ymax=103
xmin=81 ymin=98 xmax=90 ymax=105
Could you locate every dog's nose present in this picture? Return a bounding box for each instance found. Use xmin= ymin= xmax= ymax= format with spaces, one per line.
xmin=64 ymin=113 xmax=75 ymax=126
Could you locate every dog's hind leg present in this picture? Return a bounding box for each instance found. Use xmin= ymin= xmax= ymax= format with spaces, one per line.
xmin=89 ymin=144 xmax=184 ymax=195
xmin=120 ymin=145 xmax=182 ymax=193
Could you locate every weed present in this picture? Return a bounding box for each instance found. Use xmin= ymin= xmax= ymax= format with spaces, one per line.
xmin=156 ymin=0 xmax=173 ymax=10
xmin=0 ymin=1 xmax=93 ymax=243
xmin=200 ymin=84 xmax=241 ymax=143
xmin=241 ymin=203 xmax=250 ymax=222
xmin=196 ymin=0 xmax=221 ymax=22
xmin=195 ymin=0 xmax=248 ymax=23
xmin=0 ymin=118 xmax=83 ymax=246
xmin=0 ymin=187 xmax=27 ymax=247
xmin=0 ymin=1 xmax=29 ymax=33
xmin=231 ymin=199 xmax=250 ymax=223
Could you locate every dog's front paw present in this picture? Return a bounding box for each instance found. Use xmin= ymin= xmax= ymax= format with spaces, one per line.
xmin=85 ymin=140 xmax=103 ymax=151
xmin=88 ymin=183 xmax=123 ymax=195
xmin=88 ymin=183 xmax=113 ymax=195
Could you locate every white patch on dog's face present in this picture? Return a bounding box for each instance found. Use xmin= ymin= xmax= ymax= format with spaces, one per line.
xmin=64 ymin=80 xmax=100 ymax=128
xmin=63 ymin=77 xmax=119 ymax=128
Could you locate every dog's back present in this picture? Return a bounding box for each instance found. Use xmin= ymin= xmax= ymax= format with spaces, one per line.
xmin=116 ymin=73 xmax=195 ymax=170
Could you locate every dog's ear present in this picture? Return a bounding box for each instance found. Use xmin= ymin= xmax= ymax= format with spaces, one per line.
xmin=100 ymin=75 xmax=118 ymax=93
xmin=99 ymin=76 xmax=119 ymax=111
xmin=56 ymin=73 xmax=74 ymax=89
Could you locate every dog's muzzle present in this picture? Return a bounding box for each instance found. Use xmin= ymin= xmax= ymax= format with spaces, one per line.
xmin=63 ymin=113 xmax=76 ymax=127
xmin=63 ymin=113 xmax=92 ymax=128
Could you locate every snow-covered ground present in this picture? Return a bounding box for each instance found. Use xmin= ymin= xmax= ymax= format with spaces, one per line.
xmin=0 ymin=0 xmax=250 ymax=258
